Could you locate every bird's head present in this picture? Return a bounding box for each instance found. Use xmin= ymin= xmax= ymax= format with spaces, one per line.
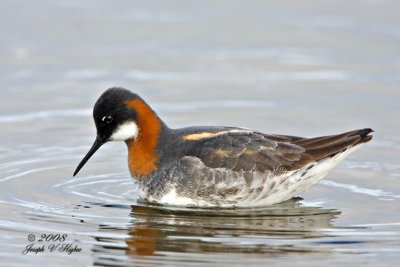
xmin=73 ymin=87 xmax=158 ymax=176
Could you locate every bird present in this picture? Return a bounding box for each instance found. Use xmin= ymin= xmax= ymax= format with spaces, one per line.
xmin=73 ymin=87 xmax=373 ymax=207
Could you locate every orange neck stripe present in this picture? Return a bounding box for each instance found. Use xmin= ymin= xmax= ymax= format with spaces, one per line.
xmin=125 ymin=99 xmax=162 ymax=178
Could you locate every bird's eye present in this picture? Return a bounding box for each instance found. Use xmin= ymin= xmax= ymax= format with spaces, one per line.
xmin=102 ymin=116 xmax=113 ymax=124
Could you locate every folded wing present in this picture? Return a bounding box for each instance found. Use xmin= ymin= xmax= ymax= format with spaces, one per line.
xmin=184 ymin=128 xmax=373 ymax=174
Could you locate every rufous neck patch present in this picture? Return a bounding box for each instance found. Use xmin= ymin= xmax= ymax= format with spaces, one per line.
xmin=125 ymin=99 xmax=161 ymax=178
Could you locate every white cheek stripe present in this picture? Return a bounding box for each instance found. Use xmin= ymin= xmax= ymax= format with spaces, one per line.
xmin=110 ymin=121 xmax=139 ymax=141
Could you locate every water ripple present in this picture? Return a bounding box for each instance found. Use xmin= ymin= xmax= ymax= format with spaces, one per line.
xmin=320 ymin=180 xmax=400 ymax=200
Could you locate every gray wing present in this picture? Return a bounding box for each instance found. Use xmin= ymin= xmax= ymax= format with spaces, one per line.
xmin=183 ymin=128 xmax=373 ymax=174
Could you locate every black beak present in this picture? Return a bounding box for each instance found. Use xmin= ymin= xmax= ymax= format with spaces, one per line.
xmin=73 ymin=137 xmax=106 ymax=177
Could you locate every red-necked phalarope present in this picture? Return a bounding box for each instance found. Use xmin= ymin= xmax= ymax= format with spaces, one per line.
xmin=73 ymin=87 xmax=373 ymax=207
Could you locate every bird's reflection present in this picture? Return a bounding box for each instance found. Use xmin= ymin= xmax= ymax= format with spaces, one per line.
xmin=93 ymin=198 xmax=341 ymax=261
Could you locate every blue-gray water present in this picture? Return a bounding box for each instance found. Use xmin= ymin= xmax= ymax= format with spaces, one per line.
xmin=0 ymin=1 xmax=399 ymax=266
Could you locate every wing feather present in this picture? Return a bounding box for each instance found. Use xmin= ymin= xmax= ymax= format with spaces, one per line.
xmin=183 ymin=128 xmax=373 ymax=174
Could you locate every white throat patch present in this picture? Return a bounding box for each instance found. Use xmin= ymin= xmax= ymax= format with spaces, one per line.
xmin=110 ymin=121 xmax=139 ymax=141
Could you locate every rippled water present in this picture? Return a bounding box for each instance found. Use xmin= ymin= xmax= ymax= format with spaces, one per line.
xmin=1 ymin=0 xmax=400 ymax=266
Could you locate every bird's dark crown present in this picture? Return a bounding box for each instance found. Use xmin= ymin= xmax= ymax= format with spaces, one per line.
xmin=93 ymin=87 xmax=140 ymax=140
